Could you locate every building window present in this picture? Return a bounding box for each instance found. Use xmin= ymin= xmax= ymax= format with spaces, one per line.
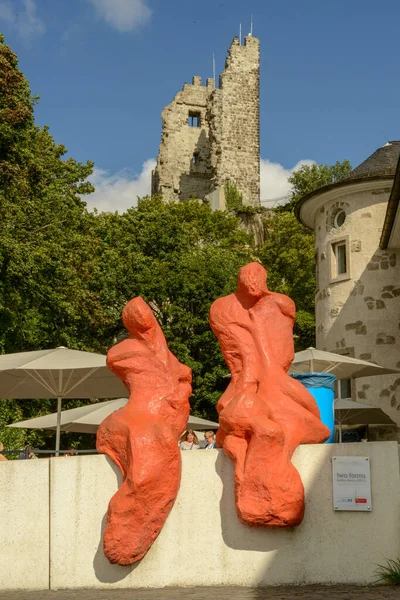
xmin=334 ymin=241 xmax=347 ymax=275
xmin=330 ymin=237 xmax=350 ymax=281
xmin=188 ymin=111 xmax=201 ymax=127
xmin=335 ymin=379 xmax=351 ymax=400
xmin=333 ymin=209 xmax=346 ymax=228
xmin=192 ymin=152 xmax=199 ymax=165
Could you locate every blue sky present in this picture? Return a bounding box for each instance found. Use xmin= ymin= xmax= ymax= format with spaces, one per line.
xmin=1 ymin=0 xmax=400 ymax=211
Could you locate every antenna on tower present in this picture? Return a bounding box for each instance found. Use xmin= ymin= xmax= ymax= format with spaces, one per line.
xmin=239 ymin=23 xmax=242 ymax=45
xmin=250 ymin=14 xmax=253 ymax=36
xmin=213 ymin=52 xmax=216 ymax=82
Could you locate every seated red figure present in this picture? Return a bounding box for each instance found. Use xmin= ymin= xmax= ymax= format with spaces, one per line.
xmin=209 ymin=262 xmax=330 ymax=527
xmin=97 ymin=297 xmax=192 ymax=565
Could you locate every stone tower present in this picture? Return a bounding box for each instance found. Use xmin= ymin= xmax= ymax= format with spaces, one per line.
xmin=151 ymin=35 xmax=260 ymax=206
xmin=295 ymin=142 xmax=400 ymax=441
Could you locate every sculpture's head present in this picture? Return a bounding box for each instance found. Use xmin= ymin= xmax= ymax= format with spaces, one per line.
xmin=236 ymin=262 xmax=268 ymax=298
xmin=108 ymin=297 xmax=192 ymax=405
xmin=122 ymin=297 xmax=153 ymax=336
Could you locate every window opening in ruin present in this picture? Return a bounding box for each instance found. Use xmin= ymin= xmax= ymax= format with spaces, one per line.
xmin=192 ymin=152 xmax=199 ymax=165
xmin=332 ymin=241 xmax=347 ymax=276
xmin=188 ymin=111 xmax=201 ymax=127
xmin=333 ymin=209 xmax=346 ymax=228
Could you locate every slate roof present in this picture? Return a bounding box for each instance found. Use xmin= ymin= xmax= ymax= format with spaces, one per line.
xmin=348 ymin=141 xmax=400 ymax=179
xmin=295 ymin=141 xmax=400 ymax=228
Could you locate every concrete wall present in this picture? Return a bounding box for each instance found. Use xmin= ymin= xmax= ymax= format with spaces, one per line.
xmin=49 ymin=444 xmax=399 ymax=588
xmin=0 ymin=459 xmax=49 ymax=590
xmin=2 ymin=442 xmax=398 ymax=590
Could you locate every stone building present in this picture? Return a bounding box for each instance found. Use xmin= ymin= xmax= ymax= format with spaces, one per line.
xmin=295 ymin=142 xmax=400 ymax=440
xmin=151 ymin=35 xmax=260 ymax=207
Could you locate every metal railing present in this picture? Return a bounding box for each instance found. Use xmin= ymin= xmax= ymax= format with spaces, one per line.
xmin=1 ymin=448 xmax=98 ymax=459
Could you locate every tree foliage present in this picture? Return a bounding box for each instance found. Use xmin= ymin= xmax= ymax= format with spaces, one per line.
xmin=0 ymin=34 xmax=99 ymax=356
xmin=259 ymin=211 xmax=316 ymax=350
xmin=260 ymin=159 xmax=352 ymax=349
xmin=0 ymin=34 xmax=102 ymax=452
xmin=90 ymin=197 xmax=254 ymax=417
xmin=277 ymin=160 xmax=352 ymax=212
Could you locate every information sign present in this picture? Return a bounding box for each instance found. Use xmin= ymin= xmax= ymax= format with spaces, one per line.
xmin=332 ymin=456 xmax=371 ymax=511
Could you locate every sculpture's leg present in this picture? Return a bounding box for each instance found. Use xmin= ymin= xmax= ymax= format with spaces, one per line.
xmin=219 ymin=390 xmax=305 ymax=527
xmin=237 ymin=429 xmax=305 ymax=527
xmin=97 ymin=410 xmax=183 ymax=565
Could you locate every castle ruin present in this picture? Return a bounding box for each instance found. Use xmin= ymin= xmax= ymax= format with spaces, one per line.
xmin=151 ymin=35 xmax=260 ymax=207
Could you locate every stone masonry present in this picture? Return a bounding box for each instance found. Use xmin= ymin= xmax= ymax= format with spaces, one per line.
xmin=152 ymin=36 xmax=260 ymax=206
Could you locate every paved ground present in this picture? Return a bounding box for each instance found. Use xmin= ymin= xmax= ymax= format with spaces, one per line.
xmin=0 ymin=586 xmax=398 ymax=600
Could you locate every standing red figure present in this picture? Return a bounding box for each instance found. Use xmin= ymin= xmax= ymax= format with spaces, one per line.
xmin=210 ymin=262 xmax=330 ymax=527
xmin=97 ymin=297 xmax=192 ymax=565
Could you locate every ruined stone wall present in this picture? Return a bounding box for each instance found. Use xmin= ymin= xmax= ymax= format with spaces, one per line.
xmin=314 ymin=181 xmax=400 ymax=439
xmin=151 ymin=77 xmax=215 ymax=202
xmin=209 ymin=36 xmax=260 ymax=206
xmin=152 ymin=36 xmax=260 ymax=206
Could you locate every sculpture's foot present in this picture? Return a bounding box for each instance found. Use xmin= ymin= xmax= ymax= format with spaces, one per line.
xmin=103 ymin=483 xmax=176 ymax=565
xmin=237 ymin=459 xmax=305 ymax=527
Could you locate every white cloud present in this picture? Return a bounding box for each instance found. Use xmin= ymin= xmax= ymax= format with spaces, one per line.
xmin=88 ymin=0 xmax=152 ymax=32
xmin=86 ymin=159 xmax=156 ymax=213
xmin=85 ymin=157 xmax=317 ymax=213
xmin=0 ymin=0 xmax=45 ymax=40
xmin=260 ymin=158 xmax=315 ymax=206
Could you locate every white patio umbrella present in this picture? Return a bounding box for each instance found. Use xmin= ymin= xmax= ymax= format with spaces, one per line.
xmin=0 ymin=347 xmax=128 ymax=454
xmin=8 ymin=398 xmax=219 ymax=435
xmin=289 ymin=347 xmax=400 ymax=379
xmin=334 ymin=398 xmax=395 ymax=442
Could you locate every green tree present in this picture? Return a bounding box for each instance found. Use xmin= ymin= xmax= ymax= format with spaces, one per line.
xmin=259 ymin=211 xmax=316 ymax=350
xmin=90 ymin=196 xmax=255 ymax=419
xmin=278 ymin=160 xmax=352 ymax=212
xmin=0 ymin=35 xmax=103 ymax=452
xmin=0 ymin=34 xmax=100 ymax=355
xmin=261 ymin=159 xmax=352 ymax=349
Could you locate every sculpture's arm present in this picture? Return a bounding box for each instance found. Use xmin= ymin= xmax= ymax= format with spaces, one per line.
xmin=270 ymin=292 xmax=296 ymax=323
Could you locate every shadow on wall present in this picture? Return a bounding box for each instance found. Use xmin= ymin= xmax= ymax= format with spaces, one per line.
xmin=179 ymin=129 xmax=213 ymax=201
xmin=214 ymin=445 xmax=328 ymax=586
xmin=93 ymin=458 xmax=140 ymax=583
xmin=214 ymin=451 xmax=300 ymax=553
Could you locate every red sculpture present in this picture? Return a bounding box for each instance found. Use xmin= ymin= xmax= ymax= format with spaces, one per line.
xmin=97 ymin=297 xmax=192 ymax=565
xmin=210 ymin=262 xmax=329 ymax=527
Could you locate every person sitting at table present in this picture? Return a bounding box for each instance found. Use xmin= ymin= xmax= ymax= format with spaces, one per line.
xmin=64 ymin=448 xmax=78 ymax=457
xmin=18 ymin=445 xmax=37 ymax=459
xmin=179 ymin=429 xmax=200 ymax=450
xmin=203 ymin=431 xmax=217 ymax=449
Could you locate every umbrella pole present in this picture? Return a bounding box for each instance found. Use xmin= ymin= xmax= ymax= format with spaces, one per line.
xmin=339 ymin=422 xmax=342 ymax=443
xmin=55 ymin=397 xmax=62 ymax=456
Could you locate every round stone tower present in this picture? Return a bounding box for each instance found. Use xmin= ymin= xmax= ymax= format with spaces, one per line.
xmin=295 ymin=142 xmax=400 ymax=440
